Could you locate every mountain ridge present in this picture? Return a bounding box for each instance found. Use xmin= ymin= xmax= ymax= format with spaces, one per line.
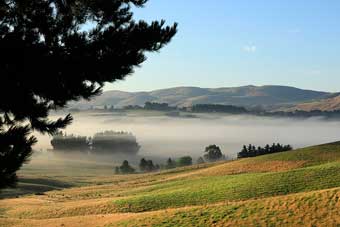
xmin=70 ymin=85 xmax=334 ymax=110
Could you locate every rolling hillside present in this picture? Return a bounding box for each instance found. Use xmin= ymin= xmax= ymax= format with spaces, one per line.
xmin=1 ymin=142 xmax=340 ymax=226
xmin=70 ymin=85 xmax=331 ymax=110
xmin=284 ymin=94 xmax=340 ymax=111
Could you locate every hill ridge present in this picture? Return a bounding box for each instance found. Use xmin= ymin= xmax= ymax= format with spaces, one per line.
xmin=71 ymin=85 xmax=332 ymax=110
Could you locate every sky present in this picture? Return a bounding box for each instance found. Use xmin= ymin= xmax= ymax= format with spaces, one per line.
xmin=105 ymin=0 xmax=340 ymax=92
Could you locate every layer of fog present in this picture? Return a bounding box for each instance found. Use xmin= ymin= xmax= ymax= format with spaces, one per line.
xmin=33 ymin=112 xmax=340 ymax=163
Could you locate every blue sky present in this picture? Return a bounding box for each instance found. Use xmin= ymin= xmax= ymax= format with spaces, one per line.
xmin=105 ymin=0 xmax=340 ymax=92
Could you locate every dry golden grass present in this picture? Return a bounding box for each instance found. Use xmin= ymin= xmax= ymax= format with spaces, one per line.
xmin=112 ymin=187 xmax=340 ymax=227
xmin=0 ymin=213 xmax=136 ymax=227
xmin=1 ymin=187 xmax=339 ymax=227
xmin=166 ymin=159 xmax=306 ymax=180
xmin=2 ymin=142 xmax=340 ymax=227
xmin=291 ymin=95 xmax=340 ymax=111
xmin=0 ymin=158 xmax=307 ymax=226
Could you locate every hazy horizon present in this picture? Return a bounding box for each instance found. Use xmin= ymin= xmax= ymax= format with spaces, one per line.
xmin=103 ymin=84 xmax=335 ymax=93
xmin=34 ymin=112 xmax=340 ymax=162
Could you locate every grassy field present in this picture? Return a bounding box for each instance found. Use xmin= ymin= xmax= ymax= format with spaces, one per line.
xmin=1 ymin=142 xmax=340 ymax=226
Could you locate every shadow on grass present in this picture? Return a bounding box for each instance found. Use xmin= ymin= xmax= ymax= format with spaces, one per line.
xmin=0 ymin=177 xmax=74 ymax=199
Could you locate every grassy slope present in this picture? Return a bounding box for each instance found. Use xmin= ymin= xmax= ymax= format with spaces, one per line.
xmin=114 ymin=187 xmax=340 ymax=227
xmin=1 ymin=142 xmax=340 ymax=226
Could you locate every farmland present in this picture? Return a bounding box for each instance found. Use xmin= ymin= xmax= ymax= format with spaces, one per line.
xmin=1 ymin=142 xmax=340 ymax=226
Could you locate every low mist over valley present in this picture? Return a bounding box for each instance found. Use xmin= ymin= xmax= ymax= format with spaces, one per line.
xmin=34 ymin=111 xmax=340 ymax=161
xmin=2 ymin=1 xmax=340 ymax=226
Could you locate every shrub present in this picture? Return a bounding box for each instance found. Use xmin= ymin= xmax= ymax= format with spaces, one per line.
xmin=139 ymin=158 xmax=160 ymax=172
xmin=177 ymin=156 xmax=193 ymax=167
xmin=116 ymin=160 xmax=135 ymax=174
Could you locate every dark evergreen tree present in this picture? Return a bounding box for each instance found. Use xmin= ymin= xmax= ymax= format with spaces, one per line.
xmin=283 ymin=144 xmax=293 ymax=151
xmin=237 ymin=143 xmax=293 ymax=158
xmin=204 ymin=144 xmax=223 ymax=162
xmin=117 ymin=160 xmax=135 ymax=174
xmin=238 ymin=145 xmax=248 ymax=158
xmin=271 ymin=143 xmax=276 ymax=153
xmin=252 ymin=146 xmax=256 ymax=155
xmin=242 ymin=145 xmax=248 ymax=153
xmin=265 ymin=144 xmax=270 ymax=153
xmin=257 ymin=146 xmax=262 ymax=156
xmin=139 ymin=158 xmax=148 ymax=172
xmin=139 ymin=158 xmax=159 ymax=172
xmin=0 ymin=0 xmax=177 ymax=188
xmin=146 ymin=160 xmax=155 ymax=172
xmin=0 ymin=126 xmax=37 ymax=188
xmin=248 ymin=144 xmax=253 ymax=154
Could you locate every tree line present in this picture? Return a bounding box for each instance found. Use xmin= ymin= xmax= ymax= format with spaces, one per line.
xmin=116 ymin=144 xmax=226 ymax=174
xmin=51 ymin=131 xmax=140 ymax=155
xmin=97 ymin=102 xmax=340 ymax=119
xmin=116 ymin=143 xmax=295 ymax=174
xmin=237 ymin=143 xmax=293 ymax=158
xmin=115 ymin=156 xmax=193 ymax=174
xmin=189 ymin=104 xmax=248 ymax=114
xmin=118 ymin=103 xmax=248 ymax=114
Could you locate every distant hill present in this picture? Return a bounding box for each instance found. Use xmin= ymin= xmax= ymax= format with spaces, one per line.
xmin=70 ymin=85 xmax=333 ymax=110
xmin=282 ymin=94 xmax=340 ymax=111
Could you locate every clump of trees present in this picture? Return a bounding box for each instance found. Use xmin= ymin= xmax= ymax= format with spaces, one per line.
xmin=163 ymin=157 xmax=193 ymax=169
xmin=162 ymin=145 xmax=226 ymax=171
xmin=123 ymin=105 xmax=143 ymax=110
xmin=123 ymin=102 xmax=176 ymax=111
xmin=190 ymin=104 xmax=248 ymax=114
xmin=118 ymin=147 xmax=227 ymax=175
xmin=139 ymin=158 xmax=160 ymax=172
xmin=144 ymin=102 xmax=176 ymax=111
xmin=116 ymin=152 xmax=223 ymax=175
xmin=237 ymin=143 xmax=293 ymax=158
xmin=115 ymin=160 xmax=135 ymax=174
xmin=92 ymin=131 xmax=140 ymax=155
xmin=114 ymin=156 xmax=195 ymax=175
xmin=51 ymin=131 xmax=140 ymax=155
xmin=204 ymin=145 xmax=224 ymax=162
xmin=50 ymin=132 xmax=89 ymax=152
